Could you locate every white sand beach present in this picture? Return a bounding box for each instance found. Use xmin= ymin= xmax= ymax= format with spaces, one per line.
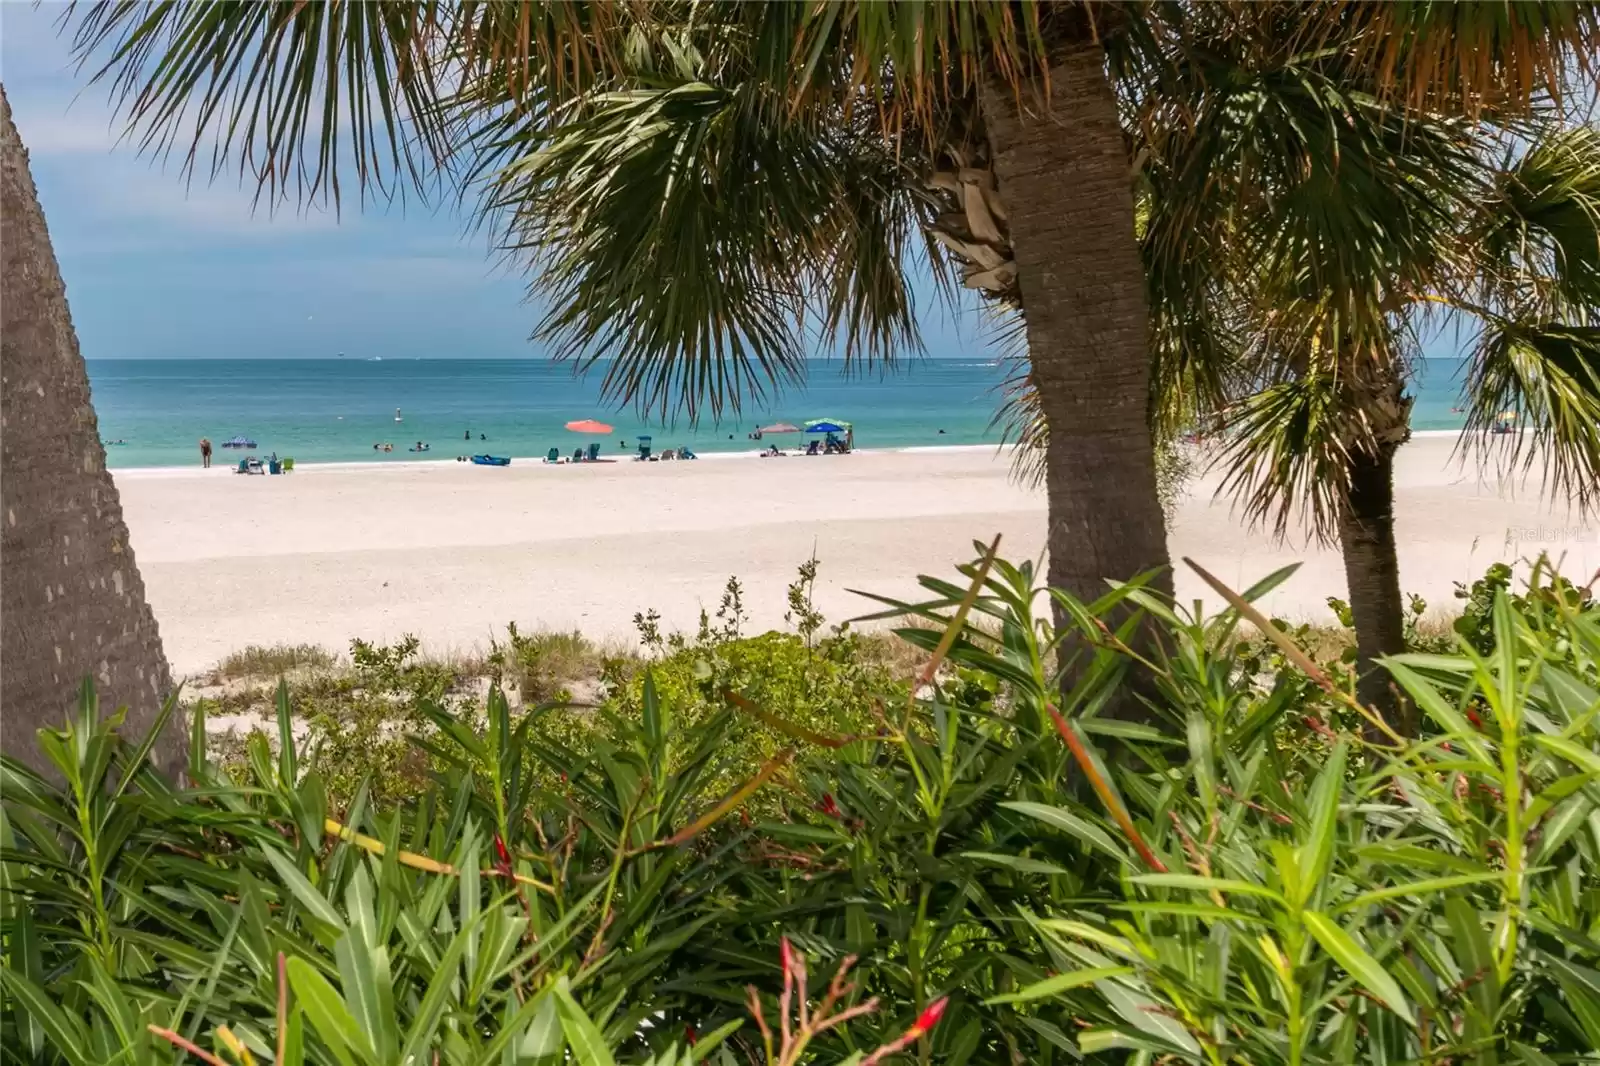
xmin=113 ymin=436 xmax=1599 ymax=677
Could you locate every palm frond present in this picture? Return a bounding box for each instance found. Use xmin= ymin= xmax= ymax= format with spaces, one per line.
xmin=1460 ymin=320 xmax=1600 ymax=512
xmin=984 ymin=312 xmax=1043 ymax=488
xmin=783 ymin=1 xmax=1057 ymax=140
xmin=64 ymin=0 xmax=634 ymax=210
xmin=482 ymin=73 xmax=932 ymax=421
xmin=1213 ymin=374 xmax=1360 ymax=542
xmin=1469 ymin=124 xmax=1600 ymax=314
xmin=1327 ymin=0 xmax=1600 ymax=116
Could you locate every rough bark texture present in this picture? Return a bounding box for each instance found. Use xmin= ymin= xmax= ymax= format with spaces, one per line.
xmin=980 ymin=46 xmax=1173 ymax=677
xmin=1338 ymin=446 xmax=1413 ymax=736
xmin=1 ymin=83 xmax=180 ymax=776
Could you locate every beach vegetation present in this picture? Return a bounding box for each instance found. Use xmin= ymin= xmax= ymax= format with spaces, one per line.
xmin=7 ymin=549 xmax=1600 ymax=1064
xmin=213 ymin=642 xmax=339 ymax=683
xmin=485 ymin=624 xmax=630 ymax=705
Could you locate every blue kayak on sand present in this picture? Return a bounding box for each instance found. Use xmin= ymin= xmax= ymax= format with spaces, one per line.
xmin=470 ymin=454 xmax=511 ymax=466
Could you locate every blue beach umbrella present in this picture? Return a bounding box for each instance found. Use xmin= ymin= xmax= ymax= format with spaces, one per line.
xmin=804 ymin=419 xmax=850 ymax=434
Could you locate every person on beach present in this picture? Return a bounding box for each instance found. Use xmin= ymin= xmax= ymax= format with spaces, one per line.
xmin=199 ymin=438 xmax=212 ymax=468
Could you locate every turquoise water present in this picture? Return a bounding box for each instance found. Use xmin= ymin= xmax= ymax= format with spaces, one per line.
xmin=86 ymin=357 xmax=1472 ymax=469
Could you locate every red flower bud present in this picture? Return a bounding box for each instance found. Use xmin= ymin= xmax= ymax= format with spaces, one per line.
xmin=493 ymin=834 xmax=512 ymax=871
xmin=684 ymin=1025 xmax=697 ymax=1047
xmin=907 ymin=997 xmax=948 ymax=1038
xmin=1466 ymin=708 xmax=1484 ymax=730
xmin=817 ymin=793 xmax=842 ymax=819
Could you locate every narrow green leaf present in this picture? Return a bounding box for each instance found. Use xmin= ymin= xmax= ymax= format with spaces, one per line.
xmin=1532 ymin=734 xmax=1600 ymax=775
xmin=1132 ymin=874 xmax=1287 ymax=905
xmin=689 ymin=1018 xmax=744 ymax=1062
xmin=1335 ymin=873 xmax=1505 ymax=913
xmin=1301 ymin=909 xmax=1414 ymax=1023
xmin=961 ymin=851 xmax=1070 ymax=876
xmin=397 ymin=910 xmax=478 ymax=1065
xmin=1384 ymin=660 xmax=1492 ymax=764
xmin=553 ymin=979 xmax=618 ymax=1066
xmin=986 ymin=966 xmax=1134 ymax=1005
xmin=262 ymin=848 xmax=346 ymax=932
xmin=1296 ymin=738 xmax=1347 ymax=904
xmin=0 ymin=969 xmax=92 ymax=1066
xmin=1000 ymin=801 xmax=1128 ymax=864
xmin=286 ymin=957 xmax=372 ymax=1066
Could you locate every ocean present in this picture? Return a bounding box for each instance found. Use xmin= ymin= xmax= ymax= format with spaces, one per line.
xmin=85 ymin=357 xmax=1473 ymax=470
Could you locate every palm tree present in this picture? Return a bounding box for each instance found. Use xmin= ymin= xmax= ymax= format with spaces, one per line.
xmin=64 ymin=1 xmax=1599 ymax=719
xmin=1212 ymin=124 xmax=1600 ymax=726
xmin=1127 ymin=9 xmax=1600 ymax=726
xmin=0 ymin=84 xmax=177 ymax=776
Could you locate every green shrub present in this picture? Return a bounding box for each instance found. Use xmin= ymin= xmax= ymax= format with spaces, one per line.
xmin=9 ymin=553 xmax=1600 ymax=1065
xmin=597 ymin=563 xmax=907 ymax=810
xmin=1452 ymin=556 xmax=1596 ymax=655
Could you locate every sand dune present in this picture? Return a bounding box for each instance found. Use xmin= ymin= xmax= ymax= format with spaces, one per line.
xmin=114 ymin=437 xmax=1598 ymax=677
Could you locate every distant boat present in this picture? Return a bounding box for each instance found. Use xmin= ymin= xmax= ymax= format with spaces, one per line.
xmin=394 ymin=407 xmax=403 ymax=422
xmin=368 ymin=356 xmax=382 ymax=362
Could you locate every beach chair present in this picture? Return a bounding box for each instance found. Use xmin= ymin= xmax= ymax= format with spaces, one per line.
xmin=282 ymin=458 xmax=294 ymax=472
xmin=544 ymin=448 xmax=562 ymax=464
xmin=268 ymin=458 xmax=282 ymax=475
xmin=679 ymin=447 xmax=697 ymax=460
xmin=587 ymin=442 xmax=601 ymax=462
xmin=637 ymin=436 xmax=652 ymax=461
xmin=235 ymin=458 xmax=250 ymax=474
xmin=806 ymin=440 xmax=821 ymax=456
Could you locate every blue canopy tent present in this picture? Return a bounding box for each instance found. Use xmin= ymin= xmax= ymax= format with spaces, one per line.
xmin=220 ymin=435 xmax=257 ymax=449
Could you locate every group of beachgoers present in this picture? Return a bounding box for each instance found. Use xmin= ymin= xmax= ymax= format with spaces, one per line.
xmin=370 ymin=441 xmax=439 ymax=453
xmin=760 ymin=435 xmax=853 ymax=457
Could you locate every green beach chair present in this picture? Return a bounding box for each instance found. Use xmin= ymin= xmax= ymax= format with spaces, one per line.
xmin=544 ymin=447 xmax=562 ymax=464
xmin=282 ymin=458 xmax=294 ymax=472
xmin=587 ymin=442 xmax=601 ymax=462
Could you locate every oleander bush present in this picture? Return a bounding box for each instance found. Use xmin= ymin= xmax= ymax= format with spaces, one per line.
xmin=5 ymin=551 xmax=1598 ymax=1065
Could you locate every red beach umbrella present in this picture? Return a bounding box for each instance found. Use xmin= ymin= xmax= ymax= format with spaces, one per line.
xmin=565 ymin=419 xmax=614 ymax=434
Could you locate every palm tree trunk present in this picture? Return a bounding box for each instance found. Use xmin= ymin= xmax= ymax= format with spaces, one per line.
xmin=980 ymin=45 xmax=1173 ymax=704
xmin=1 ymin=84 xmax=180 ymax=777
xmin=1337 ymin=444 xmax=1413 ymax=735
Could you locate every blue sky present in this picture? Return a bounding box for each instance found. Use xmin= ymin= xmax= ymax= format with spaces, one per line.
xmin=3 ymin=4 xmax=983 ymax=362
